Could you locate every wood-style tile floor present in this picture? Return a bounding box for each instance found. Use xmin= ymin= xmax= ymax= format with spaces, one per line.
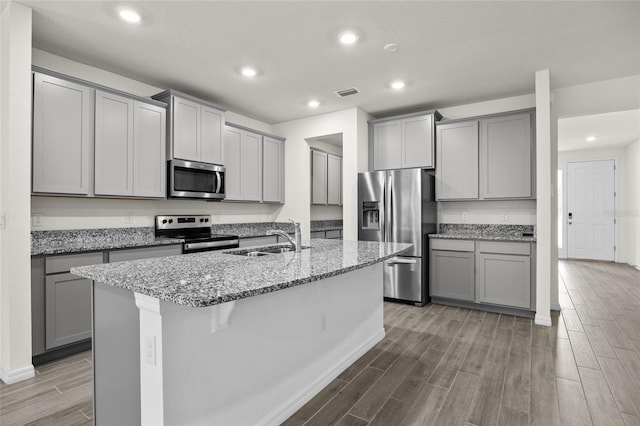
xmin=2 ymin=260 xmax=639 ymax=425
xmin=284 ymin=260 xmax=640 ymax=426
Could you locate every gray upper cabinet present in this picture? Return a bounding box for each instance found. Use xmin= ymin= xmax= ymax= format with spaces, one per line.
xmin=94 ymin=91 xmax=165 ymax=198
xmin=311 ymin=150 xmax=328 ymax=205
xmin=436 ymin=110 xmax=535 ymax=201
xmin=436 ymin=121 xmax=479 ymax=200
xmin=94 ymin=91 xmax=134 ymax=196
xmin=262 ymin=136 xmax=285 ymax=203
xmin=311 ymin=150 xmax=342 ymax=206
xmin=372 ymin=120 xmax=402 ymax=170
xmin=242 ymin=131 xmax=263 ymax=202
xmin=133 ymin=101 xmax=166 ymax=197
xmin=200 ymin=105 xmax=224 ymax=165
xmin=152 ymin=90 xmax=225 ymax=164
xmin=327 ymin=154 xmax=342 ymax=206
xmin=32 ymin=72 xmax=92 ymax=195
xmin=480 ymin=113 xmax=533 ymax=199
xmin=223 ymin=125 xmax=262 ymax=202
xmin=371 ymin=110 xmax=440 ymax=171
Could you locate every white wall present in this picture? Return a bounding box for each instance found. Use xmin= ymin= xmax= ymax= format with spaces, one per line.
xmin=272 ymin=108 xmax=368 ymax=240
xmin=626 ymin=139 xmax=640 ymax=268
xmin=31 ymin=49 xmax=282 ymax=229
xmin=439 ymin=201 xmax=537 ymax=225
xmin=0 ymin=2 xmax=34 ymax=384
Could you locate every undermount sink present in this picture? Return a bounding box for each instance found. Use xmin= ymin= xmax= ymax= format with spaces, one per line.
xmin=224 ymin=245 xmax=309 ymax=257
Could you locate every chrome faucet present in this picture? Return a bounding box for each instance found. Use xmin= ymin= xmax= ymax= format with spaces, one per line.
xmin=266 ymin=219 xmax=302 ymax=253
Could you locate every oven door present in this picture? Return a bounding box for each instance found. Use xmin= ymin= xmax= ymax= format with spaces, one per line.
xmin=168 ymin=159 xmax=225 ymax=200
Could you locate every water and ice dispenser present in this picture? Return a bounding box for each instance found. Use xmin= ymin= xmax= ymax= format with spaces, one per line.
xmin=361 ymin=201 xmax=380 ymax=230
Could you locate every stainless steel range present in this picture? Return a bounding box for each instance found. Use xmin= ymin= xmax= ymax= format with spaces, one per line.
xmin=155 ymin=215 xmax=239 ymax=254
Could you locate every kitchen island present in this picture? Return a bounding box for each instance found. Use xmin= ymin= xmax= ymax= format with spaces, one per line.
xmin=71 ymin=239 xmax=411 ymax=425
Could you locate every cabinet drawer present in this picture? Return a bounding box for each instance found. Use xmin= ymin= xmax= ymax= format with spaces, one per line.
xmin=430 ymin=239 xmax=474 ymax=252
xmin=478 ymin=241 xmax=530 ymax=255
xmin=325 ymin=230 xmax=341 ymax=239
xmin=311 ymin=231 xmax=325 ymax=239
xmin=46 ymin=252 xmax=104 ymax=274
xmin=109 ymin=245 xmax=182 ymax=263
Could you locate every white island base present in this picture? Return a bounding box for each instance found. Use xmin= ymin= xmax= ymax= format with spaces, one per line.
xmin=93 ymin=263 xmax=384 ymax=425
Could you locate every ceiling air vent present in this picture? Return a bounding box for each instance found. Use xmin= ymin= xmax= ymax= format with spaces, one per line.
xmin=335 ymin=87 xmax=360 ymax=98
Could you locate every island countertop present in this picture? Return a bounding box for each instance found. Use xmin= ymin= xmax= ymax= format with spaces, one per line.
xmin=71 ymin=239 xmax=411 ymax=308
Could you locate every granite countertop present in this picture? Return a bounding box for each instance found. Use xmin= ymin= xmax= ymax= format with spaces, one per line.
xmin=310 ymin=220 xmax=343 ymax=232
xmin=429 ymin=223 xmax=536 ymax=242
xmin=71 ymin=239 xmax=412 ymax=308
xmin=31 ymin=227 xmax=183 ymax=256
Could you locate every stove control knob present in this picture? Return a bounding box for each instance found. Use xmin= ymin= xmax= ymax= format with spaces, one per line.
xmin=205 ymin=218 xmax=209 ymax=223
xmin=168 ymin=219 xmax=173 ymax=224
xmin=162 ymin=219 xmax=167 ymax=224
xmin=200 ymin=218 xmax=204 ymax=223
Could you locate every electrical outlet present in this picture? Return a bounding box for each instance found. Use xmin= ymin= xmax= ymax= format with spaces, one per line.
xmin=462 ymin=212 xmax=468 ymax=221
xmin=502 ymin=212 xmax=510 ymax=221
xmin=0 ymin=212 xmax=5 ymax=230
xmin=32 ymin=213 xmax=44 ymax=228
xmin=125 ymin=212 xmax=134 ymax=225
xmin=144 ymin=335 xmax=156 ymax=366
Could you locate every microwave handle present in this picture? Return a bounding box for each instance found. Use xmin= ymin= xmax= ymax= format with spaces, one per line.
xmin=216 ymin=172 xmax=222 ymax=193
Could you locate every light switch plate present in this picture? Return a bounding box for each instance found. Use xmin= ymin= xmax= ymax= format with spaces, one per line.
xmin=0 ymin=212 xmax=5 ymax=230
xmin=125 ymin=212 xmax=134 ymax=225
xmin=462 ymin=212 xmax=468 ymax=221
xmin=32 ymin=213 xmax=44 ymax=228
xmin=502 ymin=212 xmax=510 ymax=221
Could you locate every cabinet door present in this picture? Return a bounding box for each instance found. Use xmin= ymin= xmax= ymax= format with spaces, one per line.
xmin=32 ymin=258 xmax=46 ymax=356
xmin=373 ymin=120 xmax=402 ymax=170
xmin=32 ymin=73 xmax=92 ymax=195
xmin=172 ymin=96 xmax=200 ymax=161
xmin=223 ymin=126 xmax=243 ymax=200
xmin=311 ymin=150 xmax=328 ymax=205
xmin=436 ymin=121 xmax=479 ymax=200
xmin=480 ymin=113 xmax=532 ymax=199
xmin=242 ymin=131 xmax=263 ymax=201
xmin=45 ymin=273 xmax=92 ymax=349
xmin=94 ymin=91 xmax=134 ymax=196
xmin=429 ymin=250 xmax=475 ymax=301
xmin=327 ymin=154 xmax=342 ymax=205
xmin=477 ymin=253 xmax=531 ymax=308
xmin=262 ymin=136 xmax=284 ymax=203
xmin=403 ymin=114 xmax=434 ymax=169
xmin=200 ymin=105 xmax=224 ymax=165
xmin=133 ymin=101 xmax=166 ymax=197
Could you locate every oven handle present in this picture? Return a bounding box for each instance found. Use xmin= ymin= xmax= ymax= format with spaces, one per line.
xmin=184 ymin=239 xmax=239 ymax=251
xmin=216 ymin=172 xmax=222 ymax=193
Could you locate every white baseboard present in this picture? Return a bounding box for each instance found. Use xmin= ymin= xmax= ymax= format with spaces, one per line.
xmin=0 ymin=362 xmax=35 ymax=385
xmin=551 ymin=303 xmax=561 ymax=311
xmin=535 ymin=313 xmax=552 ymax=327
xmin=261 ymin=328 xmax=385 ymax=426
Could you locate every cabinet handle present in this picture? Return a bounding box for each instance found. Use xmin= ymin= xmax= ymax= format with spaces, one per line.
xmin=387 ymin=258 xmax=417 ymax=265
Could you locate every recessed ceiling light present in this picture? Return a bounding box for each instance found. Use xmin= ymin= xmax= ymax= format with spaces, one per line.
xmin=391 ymin=80 xmax=406 ymax=90
xmin=586 ymin=136 xmax=596 ymax=142
xmin=384 ymin=43 xmax=399 ymax=52
xmin=308 ymin=100 xmax=320 ymax=108
xmin=339 ymin=32 xmax=358 ymax=45
xmin=119 ymin=9 xmax=141 ymax=23
xmin=240 ymin=67 xmax=258 ymax=78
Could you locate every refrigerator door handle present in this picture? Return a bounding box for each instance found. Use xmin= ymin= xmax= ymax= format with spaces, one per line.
xmin=386 ymin=257 xmax=417 ymax=265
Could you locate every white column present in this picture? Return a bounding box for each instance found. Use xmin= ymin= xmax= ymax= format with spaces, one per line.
xmin=535 ymin=70 xmax=552 ymax=327
xmin=0 ymin=2 xmax=34 ymax=384
xmin=134 ymin=293 xmax=166 ymax=426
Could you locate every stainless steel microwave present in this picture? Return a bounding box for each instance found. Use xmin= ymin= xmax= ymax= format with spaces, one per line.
xmin=168 ymin=159 xmax=225 ymax=200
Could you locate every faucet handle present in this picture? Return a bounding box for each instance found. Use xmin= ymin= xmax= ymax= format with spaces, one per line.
xmin=288 ymin=218 xmax=300 ymax=227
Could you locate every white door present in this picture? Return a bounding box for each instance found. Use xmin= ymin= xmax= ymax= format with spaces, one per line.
xmin=567 ymin=160 xmax=615 ymax=261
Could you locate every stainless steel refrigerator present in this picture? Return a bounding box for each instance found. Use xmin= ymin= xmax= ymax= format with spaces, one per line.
xmin=358 ymin=168 xmax=436 ymax=306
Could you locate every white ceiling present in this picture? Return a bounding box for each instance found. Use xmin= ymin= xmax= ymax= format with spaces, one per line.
xmin=21 ymin=1 xmax=640 ymax=124
xmin=558 ymin=109 xmax=640 ymax=152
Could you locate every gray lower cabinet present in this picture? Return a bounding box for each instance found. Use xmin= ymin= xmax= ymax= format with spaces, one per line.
xmin=429 ymin=239 xmax=534 ymax=311
xmin=32 ymin=72 xmax=93 ymax=195
xmin=476 ymin=242 xmax=531 ymax=309
xmin=42 ymin=252 xmax=104 ymax=351
xmin=430 ymin=247 xmax=475 ymax=301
